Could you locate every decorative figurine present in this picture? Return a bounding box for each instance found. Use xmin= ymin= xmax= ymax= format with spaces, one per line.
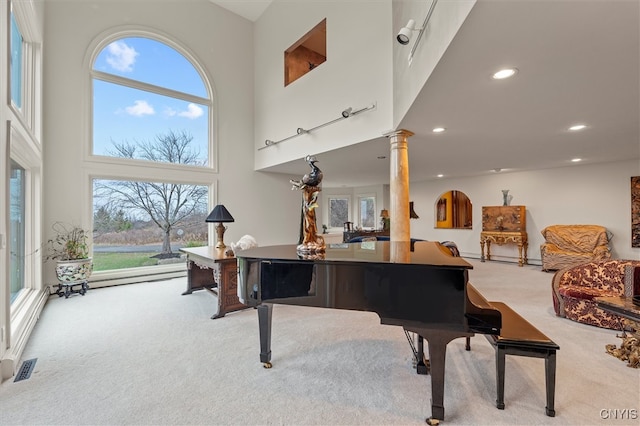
xmin=290 ymin=155 xmax=325 ymax=254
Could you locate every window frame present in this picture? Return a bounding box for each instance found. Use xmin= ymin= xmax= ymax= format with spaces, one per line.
xmin=85 ymin=29 xmax=219 ymax=285
xmin=357 ymin=194 xmax=376 ymax=230
xmin=326 ymin=195 xmax=351 ymax=233
xmin=88 ymin=33 xmax=216 ymax=172
xmin=8 ymin=1 xmax=42 ymax=139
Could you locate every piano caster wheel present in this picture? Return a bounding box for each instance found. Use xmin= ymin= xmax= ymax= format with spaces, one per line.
xmin=426 ymin=417 xmax=440 ymax=425
xmin=263 ymin=362 xmax=272 ymax=369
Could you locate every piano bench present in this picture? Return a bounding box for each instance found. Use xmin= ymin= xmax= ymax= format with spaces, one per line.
xmin=467 ymin=301 xmax=560 ymax=417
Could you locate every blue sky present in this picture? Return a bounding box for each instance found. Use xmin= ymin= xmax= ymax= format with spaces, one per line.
xmin=92 ymin=37 xmax=209 ymax=163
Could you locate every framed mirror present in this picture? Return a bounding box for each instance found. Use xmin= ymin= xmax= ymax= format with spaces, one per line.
xmin=435 ymin=190 xmax=472 ymax=229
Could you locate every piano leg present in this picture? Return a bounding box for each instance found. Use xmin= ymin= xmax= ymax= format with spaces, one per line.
xmin=257 ymin=303 xmax=273 ymax=368
xmin=405 ymin=327 xmax=472 ymax=425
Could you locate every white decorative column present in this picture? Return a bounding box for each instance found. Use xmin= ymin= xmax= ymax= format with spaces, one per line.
xmin=384 ymin=129 xmax=413 ymax=243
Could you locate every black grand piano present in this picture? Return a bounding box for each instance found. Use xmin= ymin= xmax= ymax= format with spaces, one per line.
xmin=237 ymin=240 xmax=501 ymax=424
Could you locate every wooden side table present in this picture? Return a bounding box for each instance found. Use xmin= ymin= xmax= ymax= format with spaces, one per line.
xmin=180 ymin=246 xmax=248 ymax=319
xmin=480 ymin=231 xmax=528 ymax=267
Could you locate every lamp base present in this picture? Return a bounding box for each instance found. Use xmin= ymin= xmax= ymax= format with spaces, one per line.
xmin=215 ymin=223 xmax=227 ymax=249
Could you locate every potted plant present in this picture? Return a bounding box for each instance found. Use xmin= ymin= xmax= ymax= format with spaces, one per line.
xmin=45 ymin=222 xmax=93 ymax=297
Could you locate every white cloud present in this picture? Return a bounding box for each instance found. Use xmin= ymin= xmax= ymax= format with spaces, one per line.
xmin=106 ymin=41 xmax=139 ymax=72
xmin=125 ymin=100 xmax=155 ymax=117
xmin=178 ymin=103 xmax=204 ymax=119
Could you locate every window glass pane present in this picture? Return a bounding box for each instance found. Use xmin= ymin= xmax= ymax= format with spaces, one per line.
xmin=93 ymin=37 xmax=206 ymax=97
xmin=10 ymin=13 xmax=23 ymax=109
xmin=10 ymin=161 xmax=26 ymax=303
xmin=93 ymin=178 xmax=208 ymax=272
xmin=93 ymin=79 xmax=208 ymax=165
xmin=329 ymin=198 xmax=349 ymax=228
xmin=359 ymin=196 xmax=375 ymax=229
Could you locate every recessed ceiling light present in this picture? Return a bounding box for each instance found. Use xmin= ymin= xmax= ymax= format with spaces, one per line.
xmin=432 ymin=127 xmax=446 ymax=133
xmin=493 ymin=168 xmax=502 ymax=172
xmin=492 ymin=68 xmax=518 ymax=79
xmin=569 ymin=124 xmax=587 ymax=131
xmin=437 ymin=174 xmax=444 ymax=178
xmin=571 ymin=158 xmax=582 ymax=162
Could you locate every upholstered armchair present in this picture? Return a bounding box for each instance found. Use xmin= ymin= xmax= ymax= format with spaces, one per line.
xmin=551 ymin=259 xmax=640 ymax=329
xmin=540 ymin=225 xmax=612 ymax=271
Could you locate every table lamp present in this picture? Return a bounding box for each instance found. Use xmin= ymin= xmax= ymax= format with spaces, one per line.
xmin=206 ymin=204 xmax=235 ymax=249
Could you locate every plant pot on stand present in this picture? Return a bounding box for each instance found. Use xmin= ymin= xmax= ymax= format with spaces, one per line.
xmin=55 ymin=258 xmax=93 ymax=298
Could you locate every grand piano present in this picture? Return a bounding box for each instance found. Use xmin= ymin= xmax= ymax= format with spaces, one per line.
xmin=237 ymin=240 xmax=501 ymax=424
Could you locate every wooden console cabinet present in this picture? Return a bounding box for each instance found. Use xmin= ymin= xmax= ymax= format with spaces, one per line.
xmin=180 ymin=246 xmax=247 ymax=319
xmin=480 ymin=206 xmax=528 ymax=267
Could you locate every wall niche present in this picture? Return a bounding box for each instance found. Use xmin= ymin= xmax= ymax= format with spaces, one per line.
xmin=435 ymin=190 xmax=473 ymax=229
xmin=285 ymin=19 xmax=326 ymax=86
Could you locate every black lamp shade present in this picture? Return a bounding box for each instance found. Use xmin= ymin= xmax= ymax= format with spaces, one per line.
xmin=206 ymin=204 xmax=235 ymax=223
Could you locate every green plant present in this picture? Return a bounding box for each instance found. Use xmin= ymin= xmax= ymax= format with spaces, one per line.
xmin=45 ymin=222 xmax=90 ymax=261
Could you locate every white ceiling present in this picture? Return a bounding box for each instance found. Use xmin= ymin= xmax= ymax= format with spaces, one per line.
xmin=215 ymin=0 xmax=640 ymax=188
xmin=210 ymin=0 xmax=272 ymax=22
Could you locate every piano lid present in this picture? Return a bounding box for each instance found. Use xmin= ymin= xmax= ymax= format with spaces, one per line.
xmin=235 ymin=241 xmax=472 ymax=270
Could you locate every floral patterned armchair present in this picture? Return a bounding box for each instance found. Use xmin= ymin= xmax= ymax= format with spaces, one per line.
xmin=551 ymin=259 xmax=640 ymax=329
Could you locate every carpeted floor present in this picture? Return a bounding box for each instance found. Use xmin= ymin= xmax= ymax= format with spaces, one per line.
xmin=1 ymin=258 xmax=638 ymax=425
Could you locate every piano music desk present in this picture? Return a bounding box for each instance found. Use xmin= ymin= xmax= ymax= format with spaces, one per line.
xmin=180 ymin=246 xmax=247 ymax=319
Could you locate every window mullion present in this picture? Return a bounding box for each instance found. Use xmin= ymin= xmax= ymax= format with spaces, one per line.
xmin=92 ymin=70 xmax=210 ymax=106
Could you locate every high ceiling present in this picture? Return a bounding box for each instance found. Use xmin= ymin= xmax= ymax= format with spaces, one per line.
xmin=215 ymin=0 xmax=640 ymax=188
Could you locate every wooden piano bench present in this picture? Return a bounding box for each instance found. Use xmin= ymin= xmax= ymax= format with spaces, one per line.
xmin=466 ymin=301 xmax=560 ymax=417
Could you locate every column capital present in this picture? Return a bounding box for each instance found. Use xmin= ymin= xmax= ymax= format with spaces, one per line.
xmin=383 ymin=129 xmax=414 ymax=139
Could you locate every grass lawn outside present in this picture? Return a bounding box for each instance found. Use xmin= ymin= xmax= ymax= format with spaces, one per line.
xmin=93 ymin=252 xmax=160 ymax=271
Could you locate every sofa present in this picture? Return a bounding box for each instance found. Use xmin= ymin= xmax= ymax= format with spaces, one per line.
xmin=551 ymin=259 xmax=640 ymax=329
xmin=540 ymin=224 xmax=612 ymax=271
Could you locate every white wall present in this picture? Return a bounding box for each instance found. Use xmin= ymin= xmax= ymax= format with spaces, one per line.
xmin=408 ymin=160 xmax=640 ymax=263
xmin=392 ymin=0 xmax=475 ymax=128
xmin=42 ymin=0 xmax=302 ymax=285
xmin=253 ymin=0 xmax=394 ymax=171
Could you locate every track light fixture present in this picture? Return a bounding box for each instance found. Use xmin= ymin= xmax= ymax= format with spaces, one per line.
xmin=397 ymin=19 xmax=421 ymax=45
xmin=397 ymin=0 xmax=439 ymax=63
xmin=260 ymin=103 xmax=377 ymax=150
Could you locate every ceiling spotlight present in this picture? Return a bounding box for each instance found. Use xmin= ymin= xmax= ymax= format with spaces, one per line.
xmin=571 ymin=158 xmax=582 ymax=162
xmin=569 ymin=124 xmax=587 ymax=131
xmin=492 ymin=68 xmax=518 ymax=80
xmin=437 ymin=174 xmax=444 ymax=178
xmin=341 ymin=107 xmax=353 ymax=118
xmin=296 ymin=127 xmax=307 ymax=134
xmin=264 ymin=139 xmax=274 ymax=146
xmin=432 ymin=127 xmax=446 ymax=133
xmin=493 ymin=168 xmax=502 ymax=172
xmin=397 ymin=19 xmax=422 ymax=45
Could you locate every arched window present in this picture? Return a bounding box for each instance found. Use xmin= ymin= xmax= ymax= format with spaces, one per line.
xmin=89 ymin=36 xmax=214 ymax=278
xmin=91 ymin=36 xmax=211 ymax=166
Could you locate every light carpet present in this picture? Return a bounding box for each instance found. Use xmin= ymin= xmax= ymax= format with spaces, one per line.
xmin=1 ymin=259 xmax=639 ymax=425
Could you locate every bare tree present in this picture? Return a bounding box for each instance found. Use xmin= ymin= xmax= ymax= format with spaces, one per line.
xmin=95 ymin=130 xmax=207 ymax=254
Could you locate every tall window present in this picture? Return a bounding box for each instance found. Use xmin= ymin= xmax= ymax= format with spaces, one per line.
xmin=358 ymin=196 xmax=376 ymax=229
xmin=90 ymin=36 xmax=213 ymax=274
xmin=328 ymin=196 xmax=350 ymax=230
xmin=9 ymin=161 xmax=25 ymax=303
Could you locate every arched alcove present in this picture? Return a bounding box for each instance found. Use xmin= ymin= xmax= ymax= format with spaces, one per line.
xmin=435 ymin=190 xmax=472 ymax=229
